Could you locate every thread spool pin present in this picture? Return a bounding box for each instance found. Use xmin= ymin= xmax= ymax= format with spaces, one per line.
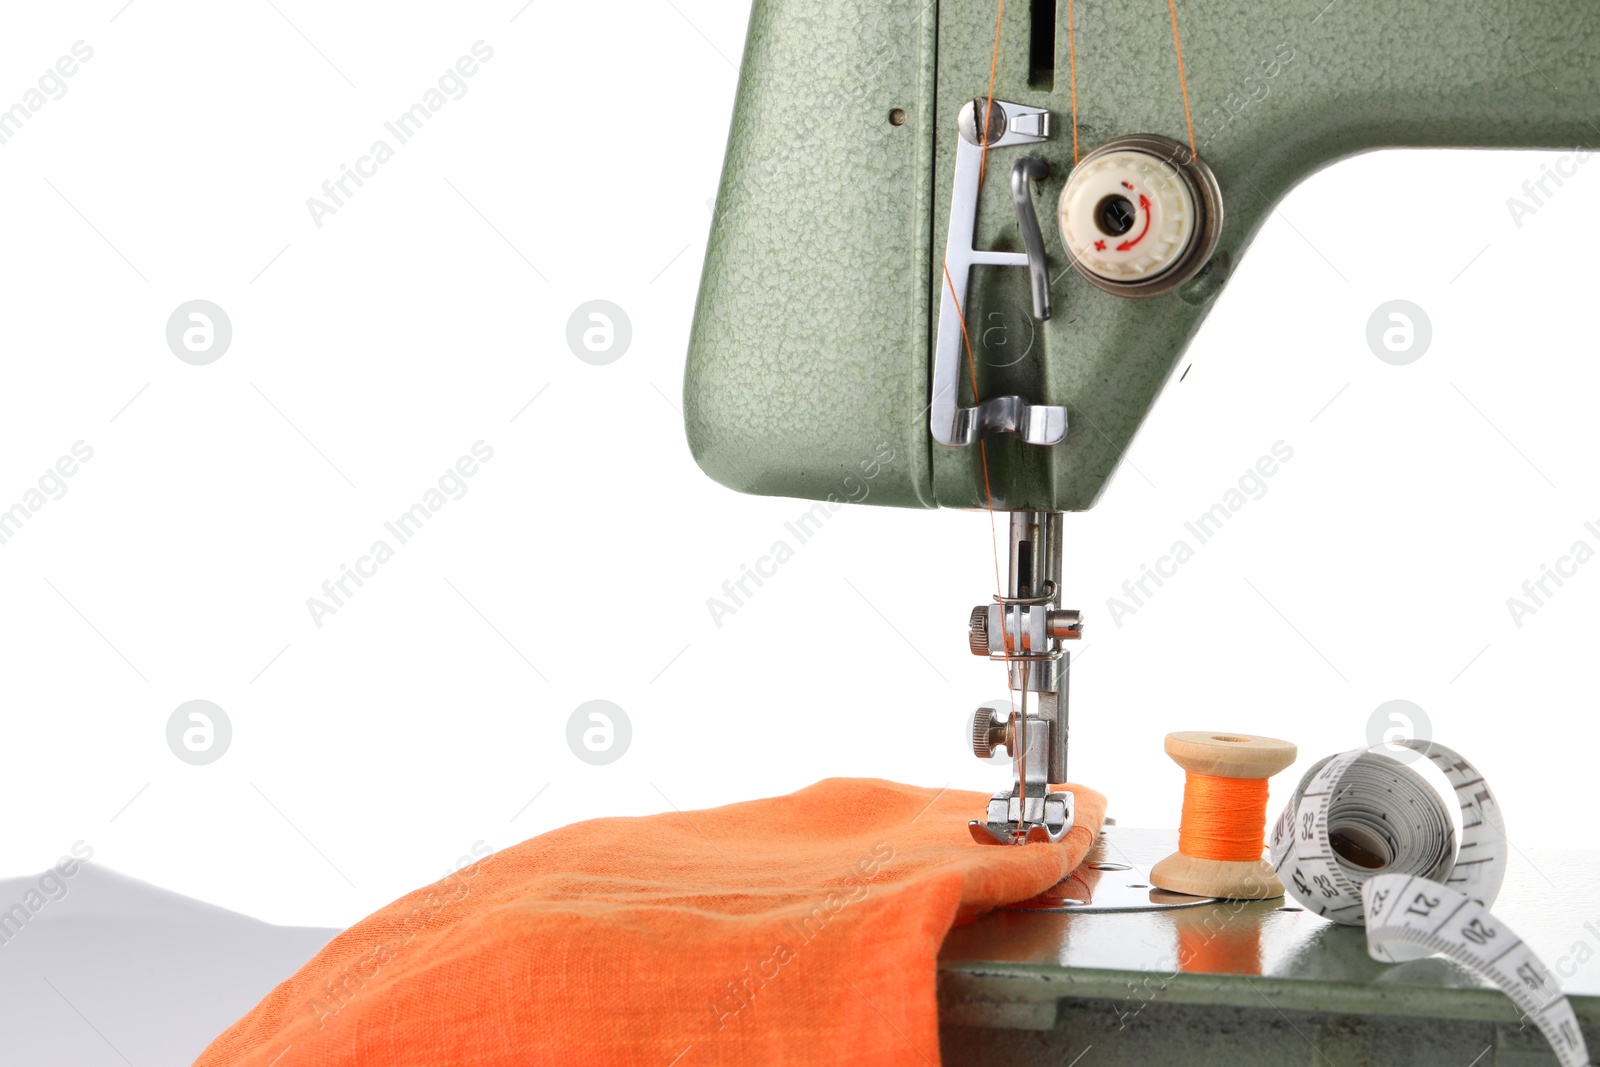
xmin=1151 ymin=731 xmax=1297 ymax=900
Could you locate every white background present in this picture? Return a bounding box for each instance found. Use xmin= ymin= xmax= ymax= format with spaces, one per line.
xmin=0 ymin=1 xmax=1596 ymax=931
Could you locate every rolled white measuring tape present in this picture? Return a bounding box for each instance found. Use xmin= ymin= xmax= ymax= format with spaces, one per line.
xmin=1268 ymin=739 xmax=1589 ymax=1067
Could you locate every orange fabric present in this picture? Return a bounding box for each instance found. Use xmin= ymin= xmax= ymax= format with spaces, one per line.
xmin=195 ymin=778 xmax=1106 ymax=1067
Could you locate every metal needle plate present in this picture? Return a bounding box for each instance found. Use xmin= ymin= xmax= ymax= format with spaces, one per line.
xmin=1001 ymin=824 xmax=1218 ymax=913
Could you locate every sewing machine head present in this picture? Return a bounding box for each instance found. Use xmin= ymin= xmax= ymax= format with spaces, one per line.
xmin=682 ymin=0 xmax=1598 ymax=844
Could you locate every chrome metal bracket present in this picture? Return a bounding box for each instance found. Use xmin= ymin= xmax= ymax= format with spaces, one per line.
xmin=967 ymin=512 xmax=1081 ymax=846
xmin=1011 ymin=156 xmax=1053 ymax=321
xmin=931 ymin=99 xmax=1067 ymax=448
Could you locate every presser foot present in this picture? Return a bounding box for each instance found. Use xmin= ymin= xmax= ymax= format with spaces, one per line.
xmin=969 ymin=789 xmax=1075 ymax=845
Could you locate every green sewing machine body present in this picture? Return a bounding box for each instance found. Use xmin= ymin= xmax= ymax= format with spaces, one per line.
xmin=683 ymin=5 xmax=1600 ymax=1057
xmin=685 ymin=0 xmax=1600 ymax=513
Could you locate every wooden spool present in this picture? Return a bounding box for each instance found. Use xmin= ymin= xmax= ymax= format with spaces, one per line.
xmin=1150 ymin=731 xmax=1297 ymax=900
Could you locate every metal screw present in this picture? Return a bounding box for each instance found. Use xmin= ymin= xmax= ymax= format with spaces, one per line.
xmin=968 ymin=606 xmax=990 ymax=656
xmin=958 ymin=98 xmax=1007 ymax=146
xmin=1048 ymin=608 xmax=1083 ymax=639
xmin=971 ymin=705 xmax=1014 ymax=760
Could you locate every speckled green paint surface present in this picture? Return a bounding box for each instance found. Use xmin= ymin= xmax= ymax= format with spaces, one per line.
xmin=684 ymin=0 xmax=938 ymax=508
xmin=687 ymin=0 xmax=1600 ymax=511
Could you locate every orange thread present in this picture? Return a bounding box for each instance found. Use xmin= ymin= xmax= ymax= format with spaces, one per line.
xmin=1177 ymin=773 xmax=1269 ymax=862
xmin=944 ymin=1 xmax=1012 ymax=685
xmin=1165 ymin=0 xmax=1197 ymax=156
xmin=974 ymin=1 xmax=1007 ymax=621
xmin=977 ymin=0 xmax=1006 ymax=189
xmin=942 ymin=263 xmax=1006 ymax=602
xmin=1066 ymin=0 xmax=1079 ymax=163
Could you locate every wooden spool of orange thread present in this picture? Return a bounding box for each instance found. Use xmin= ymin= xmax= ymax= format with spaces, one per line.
xmin=1150 ymin=731 xmax=1297 ymax=900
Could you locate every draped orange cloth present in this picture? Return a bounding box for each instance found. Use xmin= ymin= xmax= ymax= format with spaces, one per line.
xmin=195 ymin=778 xmax=1105 ymax=1067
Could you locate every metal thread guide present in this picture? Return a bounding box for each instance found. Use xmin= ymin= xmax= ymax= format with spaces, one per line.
xmin=931 ymin=98 xmax=1065 ymax=449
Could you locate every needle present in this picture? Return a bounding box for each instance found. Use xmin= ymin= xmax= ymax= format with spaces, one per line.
xmin=1016 ymin=658 xmax=1031 ymax=839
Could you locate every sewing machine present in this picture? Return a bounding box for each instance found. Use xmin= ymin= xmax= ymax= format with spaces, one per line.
xmin=685 ymin=0 xmax=1600 ymax=1060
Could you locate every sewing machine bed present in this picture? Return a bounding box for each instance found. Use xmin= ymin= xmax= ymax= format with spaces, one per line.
xmin=14 ymin=829 xmax=1593 ymax=1064
xmin=938 ymin=826 xmax=1600 ymax=1065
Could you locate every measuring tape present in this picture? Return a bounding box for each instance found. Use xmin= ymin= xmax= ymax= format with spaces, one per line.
xmin=1268 ymin=739 xmax=1589 ymax=1067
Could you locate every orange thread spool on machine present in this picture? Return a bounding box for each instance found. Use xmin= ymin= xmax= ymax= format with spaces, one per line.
xmin=1150 ymin=732 xmax=1297 ymax=900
